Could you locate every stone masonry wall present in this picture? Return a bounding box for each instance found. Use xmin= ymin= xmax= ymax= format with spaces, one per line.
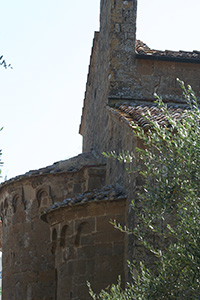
xmin=81 ymin=0 xmax=200 ymax=159
xmin=1 ymin=178 xmax=56 ymax=300
xmin=81 ymin=0 xmax=137 ymax=155
xmin=105 ymin=112 xmax=139 ymax=267
xmin=45 ymin=198 xmax=127 ymax=300
xmin=105 ymin=110 xmax=136 ymax=192
xmin=0 ymin=162 xmax=106 ymax=300
xmin=134 ymin=58 xmax=200 ymax=102
xmin=0 ymin=221 xmax=2 ymax=251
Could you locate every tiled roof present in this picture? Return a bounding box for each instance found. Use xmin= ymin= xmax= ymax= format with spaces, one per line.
xmin=107 ymin=103 xmax=189 ymax=129
xmin=41 ymin=184 xmax=127 ymax=220
xmin=0 ymin=151 xmax=104 ymax=187
xmin=136 ymin=40 xmax=200 ymax=61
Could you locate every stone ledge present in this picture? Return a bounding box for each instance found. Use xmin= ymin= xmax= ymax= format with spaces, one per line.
xmin=41 ymin=184 xmax=127 ymax=222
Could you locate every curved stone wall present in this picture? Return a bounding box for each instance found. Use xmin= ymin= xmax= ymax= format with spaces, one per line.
xmin=42 ymin=185 xmax=127 ymax=300
xmin=0 ymin=153 xmax=106 ymax=300
xmin=0 ymin=178 xmax=56 ymax=300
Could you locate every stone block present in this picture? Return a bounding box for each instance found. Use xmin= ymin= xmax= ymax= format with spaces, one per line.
xmin=77 ymin=245 xmax=95 ymax=260
xmin=75 ymin=217 xmax=95 ymax=234
xmin=94 ymin=230 xmax=124 ymax=244
xmin=39 ymin=270 xmax=55 ymax=284
xmin=80 ymin=234 xmax=94 ymax=246
xmin=74 ymin=205 xmax=88 ymax=218
xmin=95 ymin=243 xmax=113 ymax=257
xmin=87 ymin=176 xmax=105 ymax=190
xmin=73 ymin=183 xmax=82 ymax=194
xmin=72 ymin=259 xmax=87 ymax=276
xmin=105 ymin=200 xmax=126 ymax=215
xmin=113 ymin=243 xmax=124 ymax=255
xmin=137 ymin=60 xmax=154 ymax=76
xmin=22 ymin=271 xmax=38 ymax=283
xmin=96 ymin=215 xmax=115 ymax=232
xmin=86 ymin=259 xmax=95 ymax=276
xmin=86 ymin=202 xmax=105 ymax=217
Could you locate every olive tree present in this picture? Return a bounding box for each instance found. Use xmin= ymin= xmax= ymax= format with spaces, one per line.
xmin=88 ymin=80 xmax=200 ymax=299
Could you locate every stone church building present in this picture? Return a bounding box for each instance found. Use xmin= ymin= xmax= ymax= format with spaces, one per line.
xmin=0 ymin=0 xmax=200 ymax=299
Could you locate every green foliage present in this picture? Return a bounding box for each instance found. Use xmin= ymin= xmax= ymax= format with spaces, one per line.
xmin=90 ymin=80 xmax=200 ymax=299
xmin=88 ymin=277 xmax=128 ymax=300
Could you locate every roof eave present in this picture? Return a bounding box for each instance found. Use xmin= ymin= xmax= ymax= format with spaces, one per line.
xmin=136 ymin=53 xmax=200 ymax=64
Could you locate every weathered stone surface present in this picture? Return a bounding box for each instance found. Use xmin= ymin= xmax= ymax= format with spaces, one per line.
xmin=46 ymin=198 xmax=127 ymax=300
xmin=0 ymin=0 xmax=200 ymax=299
xmin=0 ymin=157 xmax=106 ymax=299
xmin=80 ymin=0 xmax=137 ymax=155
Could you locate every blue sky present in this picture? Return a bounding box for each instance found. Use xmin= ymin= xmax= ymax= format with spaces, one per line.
xmin=0 ymin=0 xmax=200 ymax=180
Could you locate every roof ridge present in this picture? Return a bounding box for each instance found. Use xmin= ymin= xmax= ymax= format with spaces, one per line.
xmin=135 ymin=39 xmax=200 ymax=60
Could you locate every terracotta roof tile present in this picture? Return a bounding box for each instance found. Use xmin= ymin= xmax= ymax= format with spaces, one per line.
xmin=0 ymin=151 xmax=105 ymax=187
xmin=41 ymin=184 xmax=127 ymax=220
xmin=107 ymin=103 xmax=189 ymax=129
xmin=136 ymin=40 xmax=200 ymax=61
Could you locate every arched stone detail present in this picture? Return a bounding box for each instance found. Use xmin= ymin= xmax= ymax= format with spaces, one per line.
xmin=1 ymin=197 xmax=11 ymax=225
xmin=1 ymin=181 xmax=56 ymax=298
xmin=4 ymin=199 xmax=8 ymax=209
xmin=75 ymin=222 xmax=92 ymax=247
xmin=51 ymin=228 xmax=57 ymax=255
xmin=60 ymin=224 xmax=73 ymax=262
xmin=60 ymin=224 xmax=70 ymax=248
xmin=21 ymin=187 xmax=26 ymax=210
xmin=60 ymin=225 xmax=69 ymax=248
xmin=12 ymin=194 xmax=20 ymax=213
xmin=0 ymin=202 xmax=4 ymax=221
xmin=36 ymin=186 xmax=53 ymax=209
xmin=37 ymin=189 xmax=48 ymax=207
xmin=0 ymin=202 xmax=4 ymax=218
xmin=0 ymin=201 xmax=5 ymax=223
xmin=3 ymin=198 xmax=8 ymax=216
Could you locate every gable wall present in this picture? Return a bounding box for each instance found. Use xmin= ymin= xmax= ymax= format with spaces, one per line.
xmin=134 ymin=58 xmax=200 ymax=102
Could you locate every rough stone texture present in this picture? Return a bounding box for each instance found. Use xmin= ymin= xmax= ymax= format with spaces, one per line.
xmin=1 ymin=181 xmax=55 ymax=300
xmin=134 ymin=58 xmax=200 ymax=102
xmin=0 ymin=154 xmax=106 ymax=300
xmin=41 ymin=184 xmax=126 ymax=218
xmin=0 ymin=221 xmax=2 ymax=251
xmin=80 ymin=0 xmax=200 ymax=155
xmin=80 ymin=0 xmax=137 ymax=155
xmin=1 ymin=0 xmax=200 ymax=299
xmin=44 ymin=193 xmax=127 ymax=300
